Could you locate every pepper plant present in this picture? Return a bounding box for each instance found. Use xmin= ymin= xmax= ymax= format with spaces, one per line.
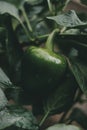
xmin=0 ymin=0 xmax=87 ymax=130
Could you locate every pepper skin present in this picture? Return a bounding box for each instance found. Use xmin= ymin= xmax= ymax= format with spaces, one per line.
xmin=21 ymin=46 xmax=67 ymax=103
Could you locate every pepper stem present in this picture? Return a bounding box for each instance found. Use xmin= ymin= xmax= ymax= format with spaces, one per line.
xmin=45 ymin=29 xmax=59 ymax=51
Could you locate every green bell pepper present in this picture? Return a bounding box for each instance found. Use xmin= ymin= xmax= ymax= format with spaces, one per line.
xmin=21 ymin=29 xmax=67 ymax=103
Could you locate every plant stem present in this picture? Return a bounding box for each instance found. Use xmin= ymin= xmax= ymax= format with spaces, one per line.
xmin=39 ymin=110 xmax=50 ymax=127
xmin=37 ymin=34 xmax=49 ymax=39
xmin=45 ymin=28 xmax=59 ymax=51
xmin=47 ymin=0 xmax=54 ymax=15
xmin=21 ymin=22 xmax=34 ymax=41
xmin=20 ymin=5 xmax=33 ymax=33
xmin=63 ymin=0 xmax=71 ymax=11
xmin=60 ymin=27 xmax=67 ymax=34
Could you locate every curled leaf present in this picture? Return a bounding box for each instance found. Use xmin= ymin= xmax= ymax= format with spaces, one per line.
xmin=47 ymin=10 xmax=87 ymax=28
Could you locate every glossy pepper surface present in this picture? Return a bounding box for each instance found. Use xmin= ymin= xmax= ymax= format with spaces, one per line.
xmin=21 ymin=29 xmax=67 ymax=102
xmin=22 ymin=47 xmax=66 ymax=89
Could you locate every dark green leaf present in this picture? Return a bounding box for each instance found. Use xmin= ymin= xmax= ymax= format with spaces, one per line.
xmin=34 ymin=21 xmax=51 ymax=37
xmin=0 ymin=105 xmax=38 ymax=130
xmin=47 ymin=10 xmax=87 ymax=28
xmin=45 ymin=124 xmax=82 ymax=130
xmin=0 ymin=27 xmax=6 ymax=39
xmin=0 ymin=1 xmax=22 ymax=23
xmin=0 ymin=88 xmax=8 ymax=110
xmin=0 ymin=0 xmax=43 ymax=7
xmin=44 ymin=75 xmax=77 ymax=114
xmin=0 ymin=68 xmax=12 ymax=90
xmin=69 ymin=59 xmax=87 ymax=95
xmin=0 ymin=0 xmax=22 ymax=7
xmin=63 ymin=29 xmax=80 ymax=35
xmin=0 ymin=68 xmax=21 ymax=103
xmin=0 ymin=27 xmax=6 ymax=52
xmin=29 ymin=6 xmax=43 ymax=15
xmin=81 ymin=0 xmax=87 ymax=5
xmin=0 ymin=68 xmax=11 ymax=84
xmin=0 ymin=108 xmax=21 ymax=129
xmin=26 ymin=0 xmax=43 ymax=5
xmin=7 ymin=105 xmax=38 ymax=130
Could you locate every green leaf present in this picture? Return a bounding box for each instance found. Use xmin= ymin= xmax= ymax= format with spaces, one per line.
xmin=0 ymin=1 xmax=22 ymax=23
xmin=68 ymin=59 xmax=87 ymax=95
xmin=26 ymin=0 xmax=43 ymax=5
xmin=0 ymin=68 xmax=21 ymax=103
xmin=0 ymin=0 xmax=22 ymax=7
xmin=0 ymin=0 xmax=43 ymax=7
xmin=0 ymin=108 xmax=21 ymax=129
xmin=0 ymin=68 xmax=18 ymax=91
xmin=40 ymin=75 xmax=77 ymax=126
xmin=7 ymin=105 xmax=38 ymax=130
xmin=81 ymin=0 xmax=87 ymax=5
xmin=0 ymin=105 xmax=38 ymax=130
xmin=45 ymin=124 xmax=82 ymax=130
xmin=44 ymin=76 xmax=77 ymax=113
xmin=0 ymin=88 xmax=8 ymax=110
xmin=63 ymin=29 xmax=80 ymax=35
xmin=0 ymin=68 xmax=13 ymax=90
xmin=47 ymin=10 xmax=87 ymax=28
xmin=0 ymin=68 xmax=11 ymax=85
xmin=1 ymin=0 xmax=43 ymax=6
